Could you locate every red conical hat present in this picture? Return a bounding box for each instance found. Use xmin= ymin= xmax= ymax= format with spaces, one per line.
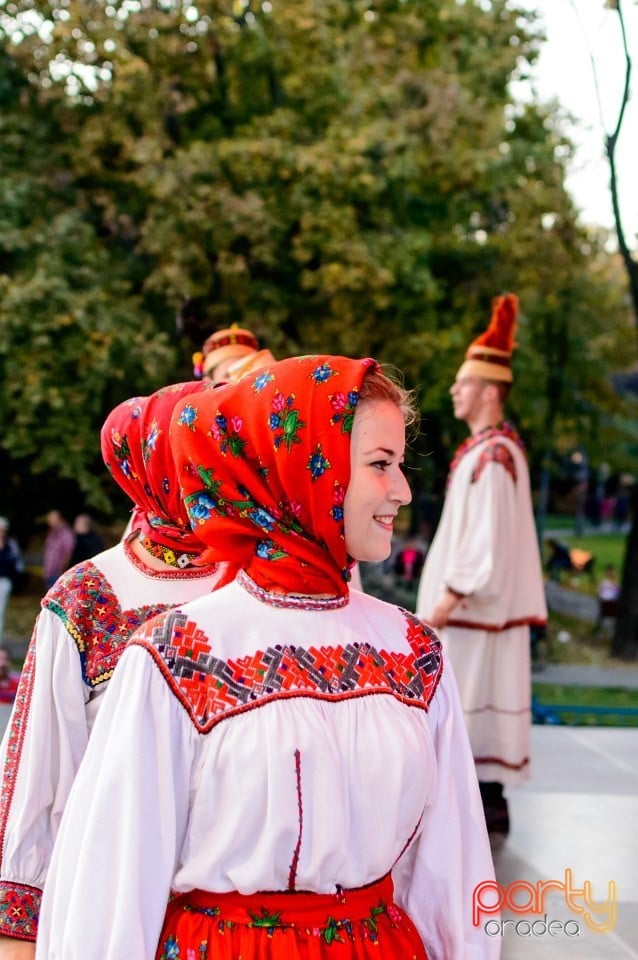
xmin=456 ymin=294 xmax=518 ymax=383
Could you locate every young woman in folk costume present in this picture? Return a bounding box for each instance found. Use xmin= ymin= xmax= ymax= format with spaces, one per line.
xmin=0 ymin=382 xmax=224 ymax=960
xmin=37 ymin=356 xmax=498 ymax=960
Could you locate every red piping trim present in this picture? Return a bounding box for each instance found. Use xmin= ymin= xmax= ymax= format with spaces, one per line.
xmin=447 ymin=616 xmax=547 ymax=632
xmin=475 ymin=755 xmax=530 ymax=771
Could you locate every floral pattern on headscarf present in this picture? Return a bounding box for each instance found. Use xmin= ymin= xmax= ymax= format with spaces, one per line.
xmin=170 ymin=355 xmax=379 ymax=597
xmin=101 ymin=381 xmax=215 ymax=552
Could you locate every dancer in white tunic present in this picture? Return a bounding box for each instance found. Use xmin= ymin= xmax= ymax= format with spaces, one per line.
xmin=0 ymin=382 xmax=222 ymax=956
xmin=38 ymin=356 xmax=498 ymax=960
xmin=416 ymin=296 xmax=546 ymax=835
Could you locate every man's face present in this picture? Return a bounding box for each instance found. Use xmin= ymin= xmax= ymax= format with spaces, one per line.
xmin=207 ymin=356 xmax=240 ymax=384
xmin=450 ymin=375 xmax=488 ymax=424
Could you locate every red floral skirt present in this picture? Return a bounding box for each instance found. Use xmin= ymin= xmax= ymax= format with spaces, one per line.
xmin=156 ymin=874 xmax=427 ymax=959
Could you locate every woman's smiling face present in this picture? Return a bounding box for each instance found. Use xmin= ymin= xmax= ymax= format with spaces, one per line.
xmin=343 ymin=399 xmax=412 ymax=563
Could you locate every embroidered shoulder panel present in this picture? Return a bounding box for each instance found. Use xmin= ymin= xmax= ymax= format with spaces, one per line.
xmin=448 ymin=422 xmax=524 ymax=487
xmin=42 ymin=562 xmax=169 ymax=688
xmin=0 ymin=881 xmax=40 ymax=941
xmin=470 ymin=440 xmax=517 ymax=485
xmin=130 ymin=608 xmax=443 ymax=733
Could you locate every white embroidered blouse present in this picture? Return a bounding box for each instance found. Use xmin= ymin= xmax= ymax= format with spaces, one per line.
xmin=37 ymin=574 xmax=499 ymax=960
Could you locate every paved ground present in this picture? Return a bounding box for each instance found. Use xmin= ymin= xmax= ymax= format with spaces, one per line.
xmin=545 ymin=581 xmax=599 ymax=623
xmin=532 ymin=662 xmax=638 ymax=689
xmin=494 ymin=725 xmax=638 ymax=958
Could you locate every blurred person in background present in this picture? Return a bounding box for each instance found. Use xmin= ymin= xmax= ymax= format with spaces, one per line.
xmin=69 ymin=514 xmax=105 ymax=567
xmin=192 ymin=324 xmax=261 ymax=383
xmin=0 ymin=647 xmax=20 ymax=706
xmin=416 ymin=295 xmax=547 ymax=839
xmin=42 ymin=511 xmax=74 ymax=591
xmin=0 ymin=519 xmax=24 ymax=644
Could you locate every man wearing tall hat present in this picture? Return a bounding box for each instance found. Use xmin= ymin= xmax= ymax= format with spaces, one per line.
xmin=192 ymin=325 xmax=274 ymax=384
xmin=416 ymin=294 xmax=546 ymax=838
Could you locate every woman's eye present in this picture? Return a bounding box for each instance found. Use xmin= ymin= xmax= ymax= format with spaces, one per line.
xmin=371 ymin=460 xmax=390 ymax=471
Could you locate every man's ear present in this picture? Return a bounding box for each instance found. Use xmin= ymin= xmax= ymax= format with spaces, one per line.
xmin=482 ymin=381 xmax=499 ymax=404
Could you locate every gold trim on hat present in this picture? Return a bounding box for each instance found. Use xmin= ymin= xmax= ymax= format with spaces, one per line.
xmin=456 ymin=358 xmax=513 ymax=383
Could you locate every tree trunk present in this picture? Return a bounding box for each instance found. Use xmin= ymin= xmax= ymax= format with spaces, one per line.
xmin=611 ymin=484 xmax=638 ymax=659
xmin=606 ymin=0 xmax=638 ymax=657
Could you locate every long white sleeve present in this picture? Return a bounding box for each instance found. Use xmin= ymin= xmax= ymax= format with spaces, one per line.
xmin=0 ymin=612 xmax=90 ymax=940
xmin=392 ymin=666 xmax=500 ymax=959
xmin=36 ymin=645 xmax=196 ymax=960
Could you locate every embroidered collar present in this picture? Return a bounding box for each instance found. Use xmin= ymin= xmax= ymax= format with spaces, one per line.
xmin=447 ymin=421 xmax=525 ymax=485
xmin=124 ymin=535 xmax=217 ymax=580
xmin=237 ymin=569 xmax=349 ymax=611
xmin=137 ymin=533 xmax=198 ymax=570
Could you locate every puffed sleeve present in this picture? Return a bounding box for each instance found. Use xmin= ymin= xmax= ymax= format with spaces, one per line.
xmin=0 ymin=611 xmax=90 ymax=941
xmin=36 ymin=644 xmax=196 ymax=960
xmin=443 ymin=453 xmax=518 ymax=600
xmin=392 ymin=664 xmax=500 ymax=959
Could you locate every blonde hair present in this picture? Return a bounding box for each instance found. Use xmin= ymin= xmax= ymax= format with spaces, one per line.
xmin=359 ymin=368 xmax=418 ymax=427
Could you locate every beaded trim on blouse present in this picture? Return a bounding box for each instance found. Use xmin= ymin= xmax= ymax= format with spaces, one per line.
xmin=137 ymin=534 xmax=199 ymax=570
xmin=123 ymin=535 xmax=217 ymax=581
xmin=237 ymin=569 xmax=349 ymax=610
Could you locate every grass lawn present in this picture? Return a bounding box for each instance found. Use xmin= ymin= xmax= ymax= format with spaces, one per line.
xmin=532 ymin=682 xmax=638 ymax=727
xmin=559 ymin=532 xmax=626 ymax=571
xmin=543 ymin=514 xmax=579 ymax=531
xmin=534 ymin=609 xmax=623 ymax=667
xmin=541 ymin=530 xmax=627 ymax=595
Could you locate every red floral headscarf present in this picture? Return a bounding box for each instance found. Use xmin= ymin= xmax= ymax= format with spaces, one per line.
xmin=170 ymin=355 xmax=379 ymax=597
xmin=101 ymin=381 xmax=215 ymax=552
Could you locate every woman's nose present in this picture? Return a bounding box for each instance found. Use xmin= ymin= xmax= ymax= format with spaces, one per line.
xmin=392 ymin=469 xmax=412 ymax=506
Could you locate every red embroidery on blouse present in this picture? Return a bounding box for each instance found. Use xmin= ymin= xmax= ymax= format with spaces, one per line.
xmin=288 ymin=749 xmax=303 ymax=891
xmin=470 ymin=440 xmax=517 ymax=485
xmin=130 ymin=608 xmax=443 ymax=733
xmin=0 ymin=643 xmax=37 ymax=886
xmin=0 ymin=881 xmax=41 ymax=941
xmin=42 ymin=562 xmax=170 ymax=687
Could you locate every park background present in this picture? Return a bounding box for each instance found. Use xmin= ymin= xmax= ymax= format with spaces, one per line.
xmin=0 ymin=0 xmax=637 ymax=661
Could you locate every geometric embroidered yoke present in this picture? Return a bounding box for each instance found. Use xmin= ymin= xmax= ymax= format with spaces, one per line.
xmin=131 ymin=576 xmax=443 ymax=733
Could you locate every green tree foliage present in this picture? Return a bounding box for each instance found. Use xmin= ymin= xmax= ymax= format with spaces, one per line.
xmin=0 ymin=0 xmax=634 ymax=526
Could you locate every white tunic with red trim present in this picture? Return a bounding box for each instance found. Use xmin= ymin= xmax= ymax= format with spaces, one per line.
xmin=0 ymin=540 xmax=222 ymax=943
xmin=37 ymin=574 xmax=499 ymax=960
xmin=416 ymin=426 xmax=547 ymax=785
